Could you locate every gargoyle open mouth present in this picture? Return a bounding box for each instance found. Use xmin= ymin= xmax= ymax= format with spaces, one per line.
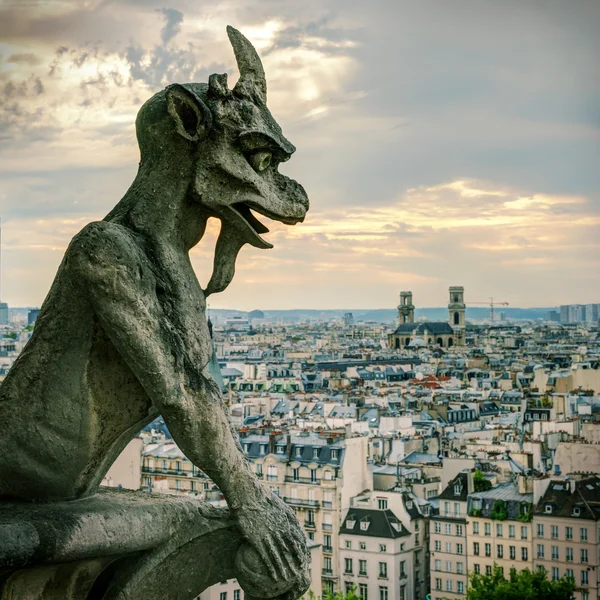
xmin=232 ymin=202 xmax=270 ymax=235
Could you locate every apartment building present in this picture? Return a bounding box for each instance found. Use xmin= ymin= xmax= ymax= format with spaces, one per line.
xmin=339 ymin=508 xmax=411 ymax=600
xmin=242 ymin=430 xmax=371 ymax=594
xmin=343 ymin=488 xmax=428 ymax=599
xmin=533 ymin=475 xmax=600 ymax=600
xmin=467 ymin=480 xmax=534 ymax=581
xmin=429 ymin=471 xmax=471 ymax=599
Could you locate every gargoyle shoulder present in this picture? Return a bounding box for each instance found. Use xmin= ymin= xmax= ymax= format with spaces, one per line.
xmin=66 ymin=221 xmax=146 ymax=289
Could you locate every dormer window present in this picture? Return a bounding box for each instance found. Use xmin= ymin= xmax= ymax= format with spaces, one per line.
xmin=276 ymin=445 xmax=285 ymax=454
xmin=360 ymin=519 xmax=370 ymax=531
xmin=573 ymin=506 xmax=581 ymax=517
xmin=454 ymin=483 xmax=463 ymax=496
xmin=244 ymin=444 xmax=250 ymax=453
xmin=313 ymin=448 xmax=319 ymax=459
xmin=544 ymin=503 xmax=553 ymax=514
xmin=406 ymin=500 xmax=413 ymax=509
xmin=260 ymin=444 xmax=267 ymax=454
xmin=296 ymin=447 xmax=302 ymax=457
xmin=391 ymin=521 xmax=401 ymax=532
xmin=331 ymin=449 xmax=339 ymax=460
xmin=346 ymin=517 xmax=356 ymax=529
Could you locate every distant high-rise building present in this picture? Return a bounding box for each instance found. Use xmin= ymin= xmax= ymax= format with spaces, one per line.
xmin=343 ymin=312 xmax=354 ymax=327
xmin=545 ymin=310 xmax=560 ymax=322
xmin=559 ymin=305 xmax=570 ymax=324
xmin=0 ymin=302 xmax=8 ymax=325
xmin=568 ymin=304 xmax=585 ymax=323
xmin=585 ymin=304 xmax=600 ymax=324
xmin=28 ymin=309 xmax=40 ymax=325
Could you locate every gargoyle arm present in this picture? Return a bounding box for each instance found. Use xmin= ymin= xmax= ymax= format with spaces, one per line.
xmin=70 ymin=222 xmax=262 ymax=510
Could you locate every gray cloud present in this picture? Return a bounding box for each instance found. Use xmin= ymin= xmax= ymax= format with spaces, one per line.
xmin=157 ymin=8 xmax=184 ymax=45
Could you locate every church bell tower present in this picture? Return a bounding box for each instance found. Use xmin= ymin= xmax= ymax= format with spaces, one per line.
xmin=448 ymin=286 xmax=465 ymax=344
xmin=398 ymin=291 xmax=415 ymax=324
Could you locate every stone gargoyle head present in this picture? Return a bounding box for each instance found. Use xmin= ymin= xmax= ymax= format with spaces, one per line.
xmin=126 ymin=26 xmax=309 ymax=296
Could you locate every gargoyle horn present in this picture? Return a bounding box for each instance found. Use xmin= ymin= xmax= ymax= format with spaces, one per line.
xmin=227 ymin=25 xmax=267 ymax=103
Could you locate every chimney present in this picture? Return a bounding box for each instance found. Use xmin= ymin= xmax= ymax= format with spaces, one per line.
xmin=286 ymin=433 xmax=292 ymax=458
xmin=467 ymin=470 xmax=475 ymax=495
xmin=269 ymin=431 xmax=276 ymax=455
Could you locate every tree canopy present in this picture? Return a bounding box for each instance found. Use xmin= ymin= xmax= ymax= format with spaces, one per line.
xmin=467 ymin=566 xmax=576 ymax=600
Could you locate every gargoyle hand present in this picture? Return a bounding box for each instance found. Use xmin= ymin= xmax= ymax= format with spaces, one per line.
xmin=233 ymin=491 xmax=309 ymax=581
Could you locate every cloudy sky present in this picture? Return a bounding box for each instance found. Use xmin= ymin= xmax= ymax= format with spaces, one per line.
xmin=0 ymin=0 xmax=598 ymax=310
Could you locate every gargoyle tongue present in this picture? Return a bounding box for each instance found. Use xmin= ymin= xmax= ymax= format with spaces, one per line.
xmin=204 ymin=220 xmax=270 ymax=297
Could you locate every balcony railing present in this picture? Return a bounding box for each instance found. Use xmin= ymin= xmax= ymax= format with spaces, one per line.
xmin=323 ymin=546 xmax=333 ymax=554
xmin=305 ymin=520 xmax=316 ymax=529
xmin=322 ymin=523 xmax=332 ymax=531
xmin=266 ymin=475 xmax=279 ymax=482
xmin=285 ymin=476 xmax=320 ymax=485
xmin=284 ymin=497 xmax=320 ymax=508
xmin=142 ymin=467 xmax=197 ymax=477
xmin=322 ymin=501 xmax=333 ymax=509
xmin=322 ymin=569 xmax=335 ymax=578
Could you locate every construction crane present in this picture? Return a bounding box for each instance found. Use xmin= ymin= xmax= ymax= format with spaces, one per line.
xmin=468 ymin=297 xmax=509 ymax=324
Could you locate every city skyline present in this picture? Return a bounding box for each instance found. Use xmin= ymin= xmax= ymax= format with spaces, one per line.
xmin=1 ymin=0 xmax=599 ymax=310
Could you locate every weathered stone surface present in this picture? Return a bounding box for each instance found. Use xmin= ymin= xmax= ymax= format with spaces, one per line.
xmin=0 ymin=25 xmax=310 ymax=600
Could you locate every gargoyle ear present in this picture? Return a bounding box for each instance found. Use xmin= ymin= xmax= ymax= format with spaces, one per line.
xmin=165 ymin=83 xmax=213 ymax=142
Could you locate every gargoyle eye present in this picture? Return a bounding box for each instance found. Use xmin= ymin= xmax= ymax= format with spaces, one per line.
xmin=248 ymin=150 xmax=272 ymax=172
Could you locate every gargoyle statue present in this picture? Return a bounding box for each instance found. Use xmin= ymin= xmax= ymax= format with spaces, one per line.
xmin=0 ymin=26 xmax=310 ymax=599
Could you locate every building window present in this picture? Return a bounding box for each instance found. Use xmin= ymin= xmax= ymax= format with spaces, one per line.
xmin=485 ymin=543 xmax=491 ymax=557
xmin=496 ymin=524 xmax=503 ymax=537
xmin=537 ymin=523 xmax=544 ymax=537
xmin=457 ymin=581 xmax=464 ymax=594
xmin=220 ymin=594 xmax=227 ymax=600
xmin=435 ymin=559 xmax=441 ymax=571
xmin=484 ymin=522 xmax=491 ymax=536
xmin=473 ymin=542 xmax=479 ymax=556
xmin=537 ymin=544 xmax=544 ymax=559
xmin=551 ymin=546 xmax=559 ymax=560
xmin=509 ymin=546 xmax=516 ymax=560
xmin=292 ymin=467 xmax=299 ymax=481
xmin=474 ymin=564 xmax=480 ymax=574
xmin=497 ymin=544 xmax=503 ymax=559
xmin=581 ymin=549 xmax=588 ymax=564
xmin=345 ymin=558 xmax=353 ymax=574
xmin=359 ymin=583 xmax=368 ymax=600
xmin=233 ymin=591 xmax=240 ymax=600
xmin=457 ymin=562 xmax=464 ymax=574
xmin=360 ymin=542 xmax=367 ymax=550
xmin=313 ymin=448 xmax=319 ymax=459
xmin=445 ymin=523 xmax=452 ymax=535
xmin=444 ymin=502 xmax=450 ymax=516
xmin=346 ymin=540 xmax=352 ymax=549
xmin=435 ymin=541 xmax=442 ymax=552
xmin=457 ymin=543 xmax=463 ymax=555
xmin=379 ymin=544 xmax=387 ymax=553
xmin=551 ymin=525 xmax=559 ymax=539
xmin=310 ymin=469 xmax=317 ymax=483
xmin=400 ymin=560 xmax=406 ymax=577
xmin=324 ymin=557 xmax=332 ymax=571
xmin=378 ymin=498 xmax=388 ymax=510
xmin=331 ymin=449 xmax=339 ymax=460
xmin=566 ymin=526 xmax=573 ymax=541
xmin=473 ymin=522 xmax=479 ymax=535
xmin=295 ymin=447 xmax=302 ymax=457
xmin=509 ymin=525 xmax=515 ymax=539
xmin=379 ymin=562 xmax=387 ymax=578
xmin=486 ymin=565 xmax=492 ymax=576
xmin=359 ymin=559 xmax=367 ymax=575
xmin=276 ymin=445 xmax=285 ymax=454
xmin=454 ymin=503 xmax=460 ymax=516
xmin=456 ymin=524 xmax=463 ymax=536
xmin=445 ymin=542 xmax=452 ymax=553
xmin=581 ymin=528 xmax=588 ymax=542
xmin=435 ymin=578 xmax=442 ymax=591
xmin=582 ymin=593 xmax=589 ymax=600
xmin=581 ymin=570 xmax=589 ymax=586
xmin=522 ymin=547 xmax=528 ymax=561
xmin=552 ymin=567 xmax=559 ymax=581
xmin=566 ymin=547 xmax=573 ymax=562
xmin=446 ymin=580 xmax=453 ymax=592
xmin=521 ymin=526 xmax=528 ymax=540
xmin=435 ymin=522 xmax=441 ymax=534
xmin=379 ymin=587 xmax=388 ymax=600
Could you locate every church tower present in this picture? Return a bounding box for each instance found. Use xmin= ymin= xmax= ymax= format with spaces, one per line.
xmin=448 ymin=286 xmax=465 ymax=344
xmin=398 ymin=291 xmax=415 ymax=324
